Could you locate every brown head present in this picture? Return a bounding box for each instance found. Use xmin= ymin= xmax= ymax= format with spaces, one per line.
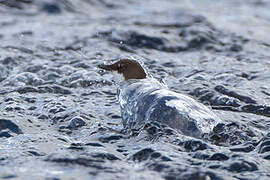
xmin=98 ymin=59 xmax=147 ymax=80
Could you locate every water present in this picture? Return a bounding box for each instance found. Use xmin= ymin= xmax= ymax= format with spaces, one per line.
xmin=118 ymin=78 xmax=221 ymax=138
xmin=0 ymin=0 xmax=270 ymax=179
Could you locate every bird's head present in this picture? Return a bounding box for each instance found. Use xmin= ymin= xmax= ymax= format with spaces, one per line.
xmin=98 ymin=59 xmax=147 ymax=80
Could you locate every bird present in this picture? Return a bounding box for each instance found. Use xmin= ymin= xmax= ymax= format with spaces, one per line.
xmin=98 ymin=59 xmax=221 ymax=138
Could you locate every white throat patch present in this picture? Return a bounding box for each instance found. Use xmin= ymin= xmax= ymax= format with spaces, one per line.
xmin=112 ymin=71 xmax=125 ymax=83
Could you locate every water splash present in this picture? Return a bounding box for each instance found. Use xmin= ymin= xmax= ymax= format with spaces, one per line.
xmin=118 ymin=78 xmax=221 ymax=138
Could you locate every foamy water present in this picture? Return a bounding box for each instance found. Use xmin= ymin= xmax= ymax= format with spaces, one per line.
xmin=118 ymin=78 xmax=221 ymax=137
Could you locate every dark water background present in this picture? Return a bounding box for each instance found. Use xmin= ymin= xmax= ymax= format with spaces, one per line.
xmin=0 ymin=0 xmax=270 ymax=179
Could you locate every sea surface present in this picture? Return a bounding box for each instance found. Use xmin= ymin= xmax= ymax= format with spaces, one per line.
xmin=0 ymin=0 xmax=270 ymax=179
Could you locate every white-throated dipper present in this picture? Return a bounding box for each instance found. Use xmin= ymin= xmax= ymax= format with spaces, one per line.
xmin=98 ymin=59 xmax=221 ymax=138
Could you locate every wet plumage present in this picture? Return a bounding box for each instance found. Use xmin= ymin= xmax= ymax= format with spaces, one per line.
xmin=99 ymin=59 xmax=221 ymax=138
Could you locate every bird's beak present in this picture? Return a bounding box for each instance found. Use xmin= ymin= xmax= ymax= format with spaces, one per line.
xmin=98 ymin=63 xmax=118 ymax=71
